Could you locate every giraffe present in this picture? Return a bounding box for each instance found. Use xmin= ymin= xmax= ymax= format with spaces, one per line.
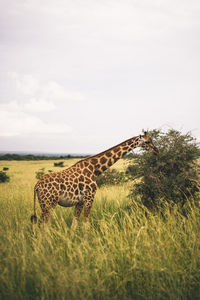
xmin=31 ymin=132 xmax=159 ymax=231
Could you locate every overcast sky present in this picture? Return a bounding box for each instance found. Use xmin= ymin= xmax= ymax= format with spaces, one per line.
xmin=0 ymin=0 xmax=200 ymax=154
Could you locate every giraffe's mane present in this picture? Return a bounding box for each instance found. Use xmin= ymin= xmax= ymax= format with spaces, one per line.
xmin=74 ymin=135 xmax=138 ymax=166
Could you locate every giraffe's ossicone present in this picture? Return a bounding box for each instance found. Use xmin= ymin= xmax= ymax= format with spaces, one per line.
xmin=31 ymin=132 xmax=159 ymax=231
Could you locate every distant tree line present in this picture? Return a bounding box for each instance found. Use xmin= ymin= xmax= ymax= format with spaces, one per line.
xmin=0 ymin=154 xmax=87 ymax=161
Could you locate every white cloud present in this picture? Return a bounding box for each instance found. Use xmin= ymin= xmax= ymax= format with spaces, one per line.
xmin=8 ymin=72 xmax=39 ymax=96
xmin=0 ymin=110 xmax=71 ymax=137
xmin=41 ymin=81 xmax=84 ymax=102
xmin=7 ymin=72 xmax=85 ymax=103
xmin=0 ymin=99 xmax=55 ymax=113
xmin=0 ymin=72 xmax=81 ymax=136
xmin=23 ymin=98 xmax=56 ymax=112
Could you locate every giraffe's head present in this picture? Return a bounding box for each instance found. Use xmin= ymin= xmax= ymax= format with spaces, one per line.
xmin=138 ymin=132 xmax=159 ymax=155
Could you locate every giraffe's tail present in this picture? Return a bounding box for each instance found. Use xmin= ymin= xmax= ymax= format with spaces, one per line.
xmin=31 ymin=185 xmax=38 ymax=224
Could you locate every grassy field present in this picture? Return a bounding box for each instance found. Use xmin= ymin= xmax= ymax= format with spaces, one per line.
xmin=0 ymin=159 xmax=200 ymax=300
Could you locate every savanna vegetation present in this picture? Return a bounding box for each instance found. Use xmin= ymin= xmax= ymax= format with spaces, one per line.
xmin=127 ymin=129 xmax=200 ymax=211
xmin=0 ymin=170 xmax=10 ymax=183
xmin=0 ymin=130 xmax=200 ymax=300
xmin=0 ymin=153 xmax=86 ymax=161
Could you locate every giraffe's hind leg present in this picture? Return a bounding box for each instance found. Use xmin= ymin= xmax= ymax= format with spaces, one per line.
xmin=38 ymin=191 xmax=58 ymax=228
xmin=38 ymin=209 xmax=52 ymax=227
xmin=71 ymin=202 xmax=84 ymax=232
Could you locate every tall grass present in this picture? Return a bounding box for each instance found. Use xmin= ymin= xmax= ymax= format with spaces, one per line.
xmin=0 ymin=160 xmax=200 ymax=300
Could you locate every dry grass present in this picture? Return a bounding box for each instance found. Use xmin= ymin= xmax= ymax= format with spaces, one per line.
xmin=0 ymin=159 xmax=200 ymax=300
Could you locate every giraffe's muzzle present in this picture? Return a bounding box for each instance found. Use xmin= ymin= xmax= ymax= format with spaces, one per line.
xmin=152 ymin=146 xmax=159 ymax=155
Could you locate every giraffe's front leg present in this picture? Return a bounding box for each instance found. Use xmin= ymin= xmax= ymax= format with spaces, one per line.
xmin=71 ymin=202 xmax=84 ymax=233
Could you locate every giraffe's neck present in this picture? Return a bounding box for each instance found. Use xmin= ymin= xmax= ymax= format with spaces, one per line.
xmin=77 ymin=136 xmax=140 ymax=179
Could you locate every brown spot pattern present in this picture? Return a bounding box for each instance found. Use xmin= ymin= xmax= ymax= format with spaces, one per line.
xmin=34 ymin=135 xmax=142 ymax=227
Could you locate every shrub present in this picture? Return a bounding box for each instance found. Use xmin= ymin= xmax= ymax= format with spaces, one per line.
xmin=127 ymin=129 xmax=200 ymax=210
xmin=35 ymin=168 xmax=45 ymax=180
xmin=96 ymin=169 xmax=127 ymax=187
xmin=54 ymin=161 xmax=64 ymax=167
xmin=3 ymin=167 xmax=9 ymax=171
xmin=0 ymin=171 xmax=10 ymax=183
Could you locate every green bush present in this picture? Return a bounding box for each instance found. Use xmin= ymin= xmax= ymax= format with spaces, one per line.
xmin=127 ymin=129 xmax=200 ymax=210
xmin=0 ymin=171 xmax=10 ymax=183
xmin=35 ymin=168 xmax=45 ymax=180
xmin=54 ymin=161 xmax=64 ymax=167
xmin=96 ymin=169 xmax=127 ymax=187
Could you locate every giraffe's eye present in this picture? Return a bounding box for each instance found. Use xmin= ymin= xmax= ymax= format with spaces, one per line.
xmin=145 ymin=141 xmax=150 ymax=144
